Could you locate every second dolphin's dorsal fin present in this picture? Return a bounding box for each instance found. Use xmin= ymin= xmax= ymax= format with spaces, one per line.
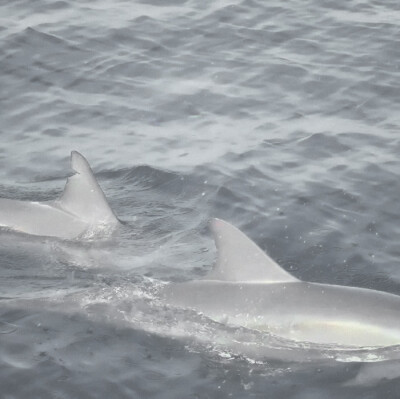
xmin=57 ymin=151 xmax=118 ymax=224
xmin=207 ymin=218 xmax=298 ymax=283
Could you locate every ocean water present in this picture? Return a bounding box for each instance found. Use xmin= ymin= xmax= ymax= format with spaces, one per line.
xmin=1 ymin=0 xmax=400 ymax=397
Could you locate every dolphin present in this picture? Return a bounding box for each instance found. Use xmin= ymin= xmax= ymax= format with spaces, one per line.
xmin=0 ymin=151 xmax=119 ymax=239
xmin=161 ymin=218 xmax=400 ymax=348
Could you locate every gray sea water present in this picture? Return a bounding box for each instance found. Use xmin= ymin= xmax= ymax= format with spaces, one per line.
xmin=1 ymin=0 xmax=400 ymax=397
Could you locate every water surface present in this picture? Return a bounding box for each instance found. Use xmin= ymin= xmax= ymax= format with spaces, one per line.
xmin=1 ymin=0 xmax=400 ymax=397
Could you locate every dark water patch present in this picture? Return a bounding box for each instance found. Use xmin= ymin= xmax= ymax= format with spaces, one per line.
xmin=103 ymin=60 xmax=162 ymax=80
xmin=3 ymin=27 xmax=90 ymax=68
xmin=0 ymin=304 xmax=209 ymax=399
xmin=297 ymin=133 xmax=351 ymax=159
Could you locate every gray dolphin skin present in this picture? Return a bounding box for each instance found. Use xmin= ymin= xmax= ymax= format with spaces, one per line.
xmin=161 ymin=219 xmax=400 ymax=348
xmin=0 ymin=151 xmax=118 ymax=239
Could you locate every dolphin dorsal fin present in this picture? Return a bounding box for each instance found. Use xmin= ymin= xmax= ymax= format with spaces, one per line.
xmin=207 ymin=219 xmax=298 ymax=283
xmin=57 ymin=151 xmax=118 ymax=224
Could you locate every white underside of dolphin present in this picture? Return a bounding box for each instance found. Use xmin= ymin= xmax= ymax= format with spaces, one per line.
xmin=0 ymin=151 xmax=119 ymax=239
xmin=161 ymin=219 xmax=400 ymax=348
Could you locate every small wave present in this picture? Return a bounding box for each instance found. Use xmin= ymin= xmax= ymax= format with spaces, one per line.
xmin=0 ymin=321 xmax=18 ymax=334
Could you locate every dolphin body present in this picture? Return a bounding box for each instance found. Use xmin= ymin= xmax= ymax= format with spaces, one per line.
xmin=0 ymin=151 xmax=118 ymax=239
xmin=161 ymin=219 xmax=400 ymax=348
